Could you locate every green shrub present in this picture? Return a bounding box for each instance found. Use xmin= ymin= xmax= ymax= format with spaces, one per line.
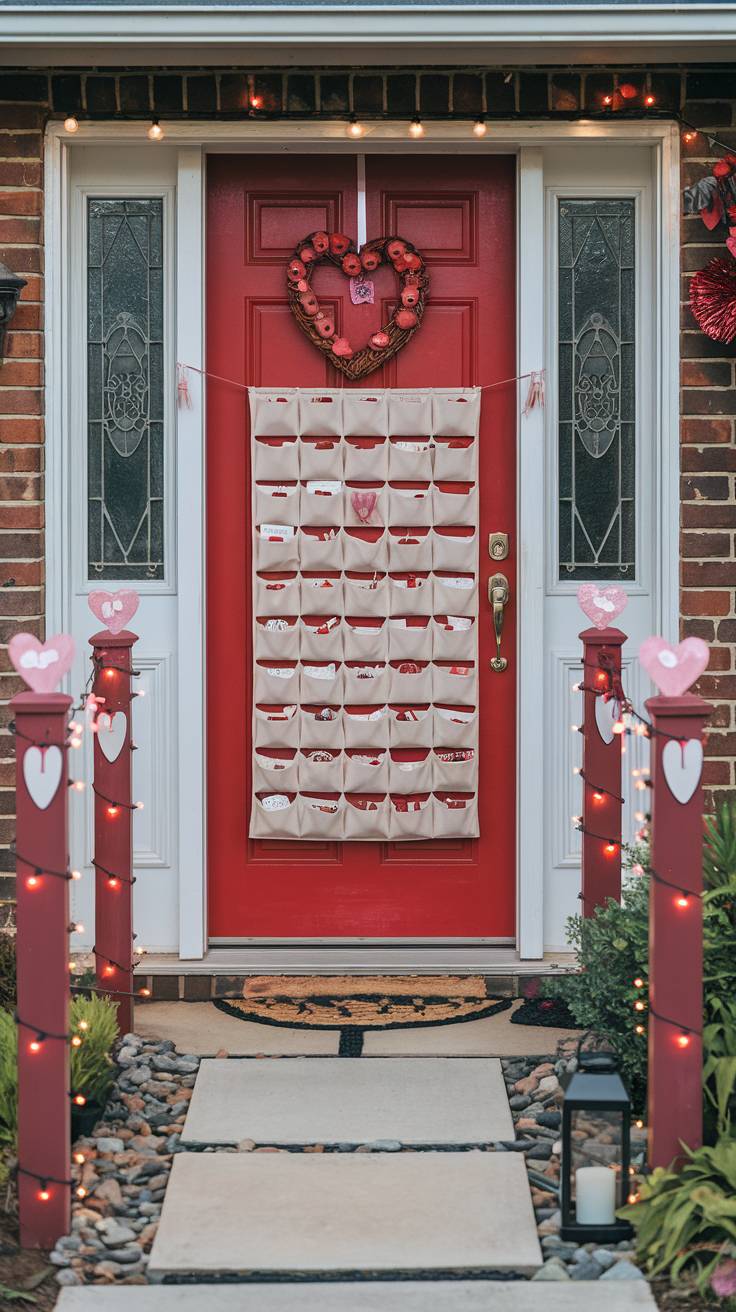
xmin=69 ymin=994 xmax=119 ymax=1106
xmin=0 ymin=1008 xmax=18 ymax=1149
xmin=0 ymin=933 xmax=16 ymax=1012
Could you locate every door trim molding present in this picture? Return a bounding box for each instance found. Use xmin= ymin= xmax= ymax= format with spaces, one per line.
xmin=45 ymin=119 xmax=680 ymax=964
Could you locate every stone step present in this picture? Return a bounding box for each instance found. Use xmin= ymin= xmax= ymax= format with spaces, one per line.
xmin=56 ymin=1281 xmax=659 ymax=1310
xmin=182 ymin=1057 xmax=513 ymax=1146
xmin=148 ymin=1151 xmax=542 ymax=1278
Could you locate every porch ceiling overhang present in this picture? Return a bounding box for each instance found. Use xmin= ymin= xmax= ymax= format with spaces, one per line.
xmin=1 ymin=1 xmax=736 ymax=66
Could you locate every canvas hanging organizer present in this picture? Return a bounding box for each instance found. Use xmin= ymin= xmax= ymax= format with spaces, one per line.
xmin=248 ymin=387 xmax=481 ymax=841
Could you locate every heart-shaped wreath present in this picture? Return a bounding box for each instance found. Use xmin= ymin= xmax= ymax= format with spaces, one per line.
xmin=286 ymin=231 xmax=429 ymax=380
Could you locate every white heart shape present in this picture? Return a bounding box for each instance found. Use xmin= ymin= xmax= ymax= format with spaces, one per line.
xmin=595 ymin=693 xmax=619 ymax=746
xmin=658 ymin=650 xmax=678 ymax=669
xmin=19 ymin=650 xmax=40 ymax=669
xmin=97 ymin=711 xmax=127 ymax=763
xmin=593 ymin=596 xmax=615 ymax=613
xmin=662 ymin=738 xmax=703 ymax=805
xmin=22 ymin=745 xmax=63 ymax=810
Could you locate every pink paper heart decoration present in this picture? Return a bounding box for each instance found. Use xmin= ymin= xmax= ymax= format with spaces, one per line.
xmin=639 ymin=636 xmax=709 ymax=697
xmin=577 ymin=584 xmax=628 ymax=630
xmin=88 ymin=589 xmax=140 ymax=635
xmin=9 ymin=632 xmax=75 ymax=694
xmin=351 ymin=490 xmax=378 ymax=523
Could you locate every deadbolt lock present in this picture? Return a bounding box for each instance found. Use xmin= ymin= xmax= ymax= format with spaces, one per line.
xmin=488 ymin=532 xmax=509 ymax=562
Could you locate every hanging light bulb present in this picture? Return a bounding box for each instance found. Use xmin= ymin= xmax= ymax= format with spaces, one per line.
xmin=472 ymin=117 xmax=487 ymax=138
xmin=409 ymin=116 xmax=424 ymax=139
xmin=147 ymin=118 xmax=164 ymax=142
xmin=64 ymin=115 xmax=79 ymax=134
xmin=346 ymin=114 xmax=365 ymax=139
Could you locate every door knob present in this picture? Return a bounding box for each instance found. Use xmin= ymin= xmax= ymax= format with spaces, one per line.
xmin=488 ymin=573 xmax=509 ymax=672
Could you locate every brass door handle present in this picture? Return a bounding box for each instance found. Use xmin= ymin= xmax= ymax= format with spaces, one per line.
xmin=488 ymin=573 xmax=509 ymax=672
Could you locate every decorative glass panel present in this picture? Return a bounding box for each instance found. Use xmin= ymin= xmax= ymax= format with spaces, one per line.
xmin=87 ymin=198 xmax=164 ymax=579
xmin=558 ymin=198 xmax=635 ymax=580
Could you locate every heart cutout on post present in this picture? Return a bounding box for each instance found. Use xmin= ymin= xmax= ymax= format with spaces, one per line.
xmin=88 ymin=589 xmax=140 ymax=635
xmin=287 ymin=232 xmax=429 ymax=380
xmin=662 ymin=738 xmax=703 ymax=805
xmin=639 ymin=636 xmax=710 ymax=697
xmin=97 ymin=711 xmax=127 ymax=763
xmin=595 ymin=693 xmax=620 ymax=746
xmin=9 ymin=633 xmax=75 ymax=694
xmin=577 ymin=584 xmax=628 ymax=630
xmin=23 ymin=745 xmax=63 ymax=810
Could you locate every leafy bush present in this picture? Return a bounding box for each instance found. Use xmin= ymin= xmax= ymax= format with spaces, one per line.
xmin=620 ymin=1137 xmax=736 ymax=1293
xmin=0 ymin=1008 xmax=18 ymax=1148
xmin=69 ymin=994 xmax=119 ymax=1106
xmin=0 ymin=933 xmax=16 ymax=1012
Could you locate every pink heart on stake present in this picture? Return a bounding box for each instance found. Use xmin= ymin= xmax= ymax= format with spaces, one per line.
xmin=9 ymin=633 xmax=75 ymax=694
xmin=88 ymin=589 xmax=140 ymax=635
xmin=639 ymin=636 xmax=710 ymax=697
xmin=577 ymin=584 xmax=628 ymax=630
xmin=351 ymin=490 xmax=378 ymax=524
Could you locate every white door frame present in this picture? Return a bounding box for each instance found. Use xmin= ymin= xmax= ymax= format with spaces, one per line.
xmin=44 ymin=118 xmax=680 ymax=963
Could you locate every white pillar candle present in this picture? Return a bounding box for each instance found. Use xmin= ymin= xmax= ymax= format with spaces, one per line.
xmin=575 ymin=1165 xmax=616 ymax=1225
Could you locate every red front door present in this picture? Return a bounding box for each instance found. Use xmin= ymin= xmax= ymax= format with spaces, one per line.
xmin=206 ymin=153 xmax=516 ymax=940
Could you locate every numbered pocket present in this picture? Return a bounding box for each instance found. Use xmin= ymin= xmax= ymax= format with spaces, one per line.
xmin=387 ymin=528 xmax=431 ymax=573
xmin=431 ymin=529 xmax=478 ymax=573
xmin=388 ymin=391 xmax=432 ymax=437
xmin=433 ymin=661 xmax=478 ymax=704
xmin=343 ymin=748 xmax=389 ymax=793
xmin=343 ymin=618 xmax=387 ymax=663
xmin=297 ymin=793 xmax=344 ymax=840
xmin=253 ymin=661 xmax=300 ymax=704
xmin=433 ymin=704 xmax=478 ymax=749
xmin=388 ymin=438 xmax=434 ymax=482
xmin=388 ymin=704 xmax=434 ymax=749
xmin=344 ymin=483 xmax=387 ymax=528
xmin=298 ymin=390 xmax=343 ymax=437
xmin=252 ymin=749 xmax=299 ymax=794
xmin=300 ymin=705 xmax=343 ymax=750
xmin=389 ymin=749 xmax=433 ymax=793
xmin=432 ymin=483 xmax=477 ymax=527
xmin=299 ymin=616 xmax=343 ymax=662
xmin=389 ymin=573 xmax=433 ymax=617
xmin=389 ymin=793 xmax=432 ymax=841
xmin=300 ymin=572 xmax=343 ymax=613
xmin=343 ymin=705 xmax=390 ymax=750
xmin=255 ymin=528 xmax=300 ymax=572
xmin=389 ymin=660 xmax=432 ymax=703
xmin=432 ymin=748 xmax=478 ymax=792
xmin=433 ymin=574 xmax=477 ymax=618
xmin=341 ymin=390 xmax=389 ymax=437
xmin=254 ymin=573 xmax=301 ymax=617
xmin=343 ymin=662 xmax=390 ymax=704
xmin=301 ymin=480 xmax=344 ymax=526
xmin=343 ymin=572 xmax=387 ymax=616
xmin=299 ymin=437 xmax=343 ymax=481
xmin=298 ymin=748 xmax=343 ymax=792
xmin=250 ymin=387 xmax=299 ymax=437
xmin=343 ymin=528 xmax=387 ymax=571
xmin=433 ymin=793 xmax=479 ymax=838
xmin=344 ymin=438 xmax=388 ymax=481
xmin=250 ymin=793 xmax=299 ymax=839
xmin=432 ymin=616 xmax=476 ymax=662
xmin=254 ymin=703 xmax=299 ymax=750
xmin=343 ymin=795 xmax=390 ymax=840
xmin=388 ymin=617 xmax=430 ymax=663
xmin=254 ymin=617 xmax=300 ymax=661
xmin=433 ymin=437 xmax=477 ymax=482
xmin=254 ymin=481 xmax=300 ymax=527
xmin=300 ymin=661 xmax=343 ymax=703
xmin=388 ymin=483 xmax=432 ymax=527
xmin=299 ymin=527 xmax=342 ymax=571
xmin=431 ymin=388 xmax=481 ymax=438
xmin=253 ymin=437 xmax=299 ymax=481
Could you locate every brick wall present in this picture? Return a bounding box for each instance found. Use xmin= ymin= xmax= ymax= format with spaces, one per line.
xmin=0 ymin=63 xmax=734 ymax=904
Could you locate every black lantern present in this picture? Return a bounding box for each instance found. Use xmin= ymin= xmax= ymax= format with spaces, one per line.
xmin=0 ymin=261 xmax=27 ymax=364
xmin=560 ymin=1048 xmax=633 ymax=1243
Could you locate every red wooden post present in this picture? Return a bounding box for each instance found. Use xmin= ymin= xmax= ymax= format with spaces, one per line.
xmin=646 ymin=693 xmax=709 ymax=1169
xmin=12 ymin=691 xmax=73 ymax=1248
xmin=90 ymin=630 xmax=138 ymax=1035
xmin=579 ymin=627 xmax=625 ymax=916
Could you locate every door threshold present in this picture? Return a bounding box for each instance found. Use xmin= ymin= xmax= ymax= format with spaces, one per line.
xmin=137 ymin=946 xmax=576 ymax=977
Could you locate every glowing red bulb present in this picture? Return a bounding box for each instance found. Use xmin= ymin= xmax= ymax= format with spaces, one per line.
xmin=596 ymin=671 xmax=608 ymax=685
xmin=38 ymin=1187 xmax=50 ymax=1202
xmin=604 ymin=842 xmax=617 ymax=856
xmin=644 ymin=94 xmax=655 ymax=107
xmin=73 ymin=1093 xmax=86 ymax=1106
xmin=250 ymin=94 xmax=263 ymax=109
xmin=107 ymin=805 xmax=119 ymax=819
xmin=592 ymin=791 xmax=604 ymax=803
xmin=602 ymin=94 xmax=613 ymax=107
xmin=635 ymin=1024 xmax=645 ymax=1035
xmin=108 ymin=877 xmax=120 ymax=890
xmin=633 ymin=977 xmax=644 ymax=989
xmin=103 ymin=964 xmax=115 ymax=978
xmin=29 ymin=1039 xmax=42 ymax=1053
xmin=26 ymin=875 xmax=39 ymax=890
xmin=634 ymin=1000 xmax=646 ymax=1012
xmin=139 ymin=987 xmax=152 ymax=998
xmin=104 ymin=668 xmax=116 ymax=681
xmin=675 ymin=895 xmax=690 ymax=909
xmin=676 ymin=1033 xmax=691 ymax=1049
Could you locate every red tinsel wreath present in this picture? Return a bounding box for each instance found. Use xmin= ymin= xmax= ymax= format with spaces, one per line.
xmin=690 ymin=256 xmax=736 ymax=343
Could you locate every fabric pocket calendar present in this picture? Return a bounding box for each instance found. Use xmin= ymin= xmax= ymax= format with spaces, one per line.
xmin=388 ymin=483 xmax=432 ymax=527
xmin=431 ymin=529 xmax=477 ymax=573
xmin=388 ymin=438 xmax=434 ymax=482
xmin=433 ymin=573 xmax=477 ymax=617
xmin=343 ymin=749 xmax=389 ymax=793
xmin=341 ymin=391 xmax=389 ymax=437
xmin=298 ymin=391 xmax=343 ymax=437
xmin=253 ymin=437 xmax=300 ymax=481
xmin=389 ymin=661 xmax=432 ymax=703
xmin=299 ymin=661 xmax=343 ymax=703
xmin=432 ymin=483 xmax=477 ymax=527
xmin=254 ymin=573 xmax=301 ymax=617
xmin=344 ymin=484 xmax=387 ymax=528
xmin=343 ymin=795 xmax=390 ymax=840
xmin=388 ymin=704 xmax=434 ymax=748
xmin=299 ymin=616 xmax=343 ymax=662
xmin=300 ymin=572 xmax=343 ymax=613
xmin=389 ymin=794 xmax=432 ymax=840
xmin=433 ymin=661 xmax=477 ymax=704
xmin=253 ymin=661 xmax=300 ymax=704
xmin=252 ymin=749 xmax=299 ymax=794
xmin=250 ymin=388 xmax=299 ymax=437
xmin=431 ymin=388 xmax=481 ymax=437
xmin=388 ymin=391 xmax=432 ymax=436
xmin=250 ymin=793 xmax=299 ymax=839
xmin=300 ymin=706 xmax=344 ymax=750
xmin=388 ymin=617 xmax=430 ymax=662
xmin=344 ymin=438 xmax=388 ymax=481
xmin=254 ymin=616 xmax=300 ymax=661
xmin=389 ymin=750 xmax=433 ymax=794
xmin=343 ymin=618 xmax=387 ymax=663
xmin=298 ymin=748 xmax=343 ymax=792
xmin=433 ymin=704 xmax=477 ymax=748
xmin=388 ymin=573 xmax=433 ymax=617
xmin=342 ymin=572 xmax=387 ymax=616
xmin=300 ymin=438 xmax=343 ymax=481
xmin=432 ymin=747 xmax=478 ymax=792
xmin=301 ymin=480 xmax=343 ymax=526
xmin=254 ymin=482 xmax=300 ymax=526
xmin=433 ymin=793 xmax=479 ymax=838
xmin=432 ymin=616 xmax=476 ymax=662
xmin=297 ymin=794 xmax=344 ymax=839
xmin=299 ymin=527 xmax=342 ymax=570
xmin=253 ymin=703 xmax=300 ymax=750
xmin=342 ymin=528 xmax=388 ymax=571
xmin=343 ymin=662 xmax=390 ymax=704
xmin=342 ymin=705 xmax=390 ymax=750
xmin=255 ymin=528 xmax=300 ymax=573
xmin=387 ymin=528 xmax=431 ymax=572
xmin=433 ymin=438 xmax=477 ymax=482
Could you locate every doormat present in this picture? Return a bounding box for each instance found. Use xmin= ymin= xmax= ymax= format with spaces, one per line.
xmin=214 ymin=975 xmax=512 ymax=1056
xmin=509 ymin=996 xmax=578 ymax=1028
